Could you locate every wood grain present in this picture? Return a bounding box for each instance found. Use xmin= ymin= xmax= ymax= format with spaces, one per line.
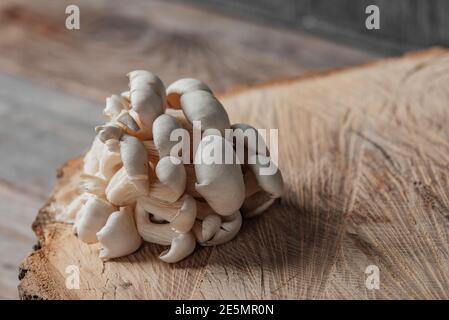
xmin=19 ymin=48 xmax=449 ymax=299
xmin=0 ymin=0 xmax=377 ymax=299
xmin=198 ymin=0 xmax=449 ymax=50
xmin=0 ymin=73 xmax=103 ymax=299
xmin=0 ymin=0 xmax=376 ymax=101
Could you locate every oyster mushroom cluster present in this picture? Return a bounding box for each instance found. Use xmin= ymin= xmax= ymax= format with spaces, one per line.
xmin=61 ymin=71 xmax=283 ymax=263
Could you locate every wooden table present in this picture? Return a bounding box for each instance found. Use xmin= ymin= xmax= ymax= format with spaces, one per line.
xmin=0 ymin=0 xmax=378 ymax=299
xmin=18 ymin=47 xmax=449 ymax=300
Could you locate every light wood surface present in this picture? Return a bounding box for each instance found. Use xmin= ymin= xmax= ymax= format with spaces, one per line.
xmin=18 ymin=48 xmax=449 ymax=299
xmin=0 ymin=0 xmax=376 ymax=299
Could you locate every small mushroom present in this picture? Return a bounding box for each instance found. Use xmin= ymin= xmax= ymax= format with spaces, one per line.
xmin=95 ymin=123 xmax=123 ymax=144
xmin=119 ymin=134 xmax=149 ymax=193
xmin=194 ymin=135 xmax=245 ymax=216
xmin=97 ymin=146 xmax=122 ymax=180
xmin=152 ymin=114 xmax=185 ymax=158
xmin=137 ymin=194 xmax=196 ymax=231
xmin=166 ymin=78 xmax=212 ymax=109
xmin=180 ymin=90 xmax=230 ymax=135
xmin=116 ymin=110 xmax=140 ymax=132
xmin=135 ymin=203 xmax=196 ymax=263
xmin=128 ymin=70 xmax=166 ymax=101
xmin=57 ymin=193 xmax=89 ymax=223
xmin=74 ymin=195 xmax=117 ymax=243
xmin=97 ymin=206 xmax=142 ymax=260
xmin=200 ymin=211 xmax=242 ymax=246
xmin=192 ymin=212 xmax=222 ymax=243
xmin=105 ymin=135 xmax=149 ymax=206
xmin=127 ymin=70 xmax=166 ymax=136
xmin=159 ymin=232 xmax=196 ymax=263
xmin=147 ymin=156 xmax=186 ymax=203
xmin=104 ymin=94 xmax=129 ymax=120
xmin=80 ymin=174 xmax=108 ymax=197
xmin=83 ymin=138 xmax=104 ymax=176
xmin=135 ymin=202 xmax=178 ymax=245
xmin=106 ymin=166 xmax=147 ymax=206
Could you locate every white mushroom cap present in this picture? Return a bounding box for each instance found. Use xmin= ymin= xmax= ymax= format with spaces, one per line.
xmin=83 ymin=138 xmax=104 ymax=176
xmin=95 ymin=123 xmax=123 ymax=144
xmin=120 ymin=135 xmax=149 ymax=192
xmin=74 ymin=195 xmax=116 ymax=244
xmin=159 ymin=232 xmax=196 ymax=263
xmin=192 ymin=213 xmax=222 ymax=243
xmin=97 ymin=206 xmax=142 ymax=260
xmin=180 ymin=90 xmax=230 ymax=134
xmin=201 ymin=211 xmax=242 ymax=246
xmin=166 ymin=78 xmax=212 ymax=109
xmin=79 ymin=174 xmax=108 ymax=197
xmin=97 ymin=146 xmax=122 ymax=180
xmin=104 ymin=94 xmax=129 ymax=120
xmin=128 ymin=70 xmax=166 ymax=102
xmin=194 ymin=135 xmax=245 ymax=216
xmin=127 ymin=70 xmax=166 ymax=134
xmin=57 ymin=192 xmax=89 ymax=223
xmin=148 ymin=156 xmax=186 ymax=203
xmin=152 ymin=114 xmax=184 ymax=158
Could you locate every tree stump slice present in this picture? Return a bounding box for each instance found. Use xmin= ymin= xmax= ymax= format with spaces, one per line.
xmin=19 ymin=48 xmax=449 ymax=299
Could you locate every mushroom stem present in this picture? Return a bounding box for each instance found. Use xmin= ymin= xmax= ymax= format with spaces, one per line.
xmin=137 ymin=194 xmax=196 ymax=226
xmin=135 ymin=203 xmax=178 ymax=245
xmin=74 ymin=195 xmax=117 ymax=244
xmin=106 ymin=167 xmax=147 ymax=206
xmin=97 ymin=206 xmax=142 ymax=260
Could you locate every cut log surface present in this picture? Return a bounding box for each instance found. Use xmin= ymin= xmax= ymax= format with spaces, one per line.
xmin=19 ymin=48 xmax=449 ymax=299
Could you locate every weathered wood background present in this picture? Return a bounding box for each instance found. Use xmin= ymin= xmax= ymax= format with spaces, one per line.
xmin=4 ymin=0 xmax=438 ymax=299
xmin=19 ymin=48 xmax=449 ymax=299
xmin=193 ymin=0 xmax=449 ymax=51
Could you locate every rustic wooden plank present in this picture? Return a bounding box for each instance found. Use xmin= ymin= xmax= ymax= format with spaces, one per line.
xmin=0 ymin=0 xmax=377 ymax=101
xmin=195 ymin=0 xmax=449 ymax=49
xmin=0 ymin=72 xmax=104 ymax=298
xmin=0 ymin=184 xmax=43 ymax=299
xmin=0 ymin=72 xmax=102 ymax=195
xmin=18 ymin=48 xmax=449 ymax=299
